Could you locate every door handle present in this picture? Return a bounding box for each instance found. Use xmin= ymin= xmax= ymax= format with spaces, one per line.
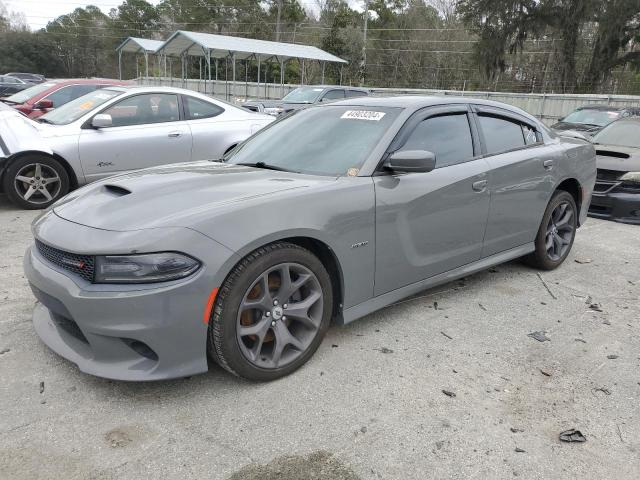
xmin=543 ymin=159 xmax=554 ymax=170
xmin=168 ymin=131 xmax=183 ymax=138
xmin=472 ymin=180 xmax=487 ymax=192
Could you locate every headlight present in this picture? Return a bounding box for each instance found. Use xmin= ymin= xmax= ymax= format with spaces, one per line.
xmin=620 ymin=171 xmax=640 ymax=183
xmin=263 ymin=107 xmax=283 ymax=115
xmin=94 ymin=252 xmax=200 ymax=284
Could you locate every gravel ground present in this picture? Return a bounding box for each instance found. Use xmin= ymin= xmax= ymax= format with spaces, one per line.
xmin=1 ymin=195 xmax=639 ymax=480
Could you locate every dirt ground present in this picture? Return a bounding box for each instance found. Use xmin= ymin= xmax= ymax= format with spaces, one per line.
xmin=1 ymin=196 xmax=639 ymax=480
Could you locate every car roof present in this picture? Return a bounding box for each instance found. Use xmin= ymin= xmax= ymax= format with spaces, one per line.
xmin=577 ymin=104 xmax=638 ymax=112
xmin=331 ymin=95 xmax=537 ymax=118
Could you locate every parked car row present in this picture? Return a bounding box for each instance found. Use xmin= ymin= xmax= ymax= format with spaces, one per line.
xmin=1 ymin=86 xmax=274 ymax=208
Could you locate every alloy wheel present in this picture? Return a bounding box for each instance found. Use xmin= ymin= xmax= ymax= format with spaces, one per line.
xmin=545 ymin=201 xmax=574 ymax=261
xmin=14 ymin=163 xmax=61 ymax=205
xmin=236 ymin=262 xmax=323 ymax=369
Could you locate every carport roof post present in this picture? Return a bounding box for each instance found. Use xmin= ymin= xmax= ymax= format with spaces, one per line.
xmin=155 ymin=30 xmax=348 ymax=65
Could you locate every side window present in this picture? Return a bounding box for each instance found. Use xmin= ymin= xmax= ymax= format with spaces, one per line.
xmin=184 ymin=96 xmax=224 ymax=120
xmin=345 ymin=90 xmax=367 ymax=98
xmin=102 ymin=94 xmax=180 ymax=127
xmin=402 ymin=113 xmax=474 ymax=168
xmin=522 ymin=124 xmax=539 ymax=145
xmin=321 ymin=90 xmax=345 ymax=101
xmin=478 ymin=114 xmax=526 ymax=154
xmin=44 ymin=86 xmax=73 ymax=107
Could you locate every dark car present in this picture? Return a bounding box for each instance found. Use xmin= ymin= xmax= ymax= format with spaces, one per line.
xmin=589 ymin=117 xmax=640 ymax=224
xmin=242 ymin=85 xmax=370 ymax=116
xmin=551 ymin=105 xmax=640 ymax=137
xmin=5 ymin=72 xmax=46 ymax=83
xmin=0 ymin=75 xmax=29 ymax=96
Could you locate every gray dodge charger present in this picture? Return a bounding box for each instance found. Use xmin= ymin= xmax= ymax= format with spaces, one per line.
xmin=24 ymin=96 xmax=596 ymax=381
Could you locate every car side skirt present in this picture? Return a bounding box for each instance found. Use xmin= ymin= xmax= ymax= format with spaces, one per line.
xmin=340 ymin=242 xmax=534 ymax=325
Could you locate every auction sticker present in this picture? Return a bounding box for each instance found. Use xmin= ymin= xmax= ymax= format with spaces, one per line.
xmin=341 ymin=110 xmax=386 ymax=121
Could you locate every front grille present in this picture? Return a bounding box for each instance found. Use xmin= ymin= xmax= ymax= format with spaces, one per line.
xmin=35 ymin=240 xmax=95 ymax=282
xmin=596 ymin=169 xmax=626 ymax=181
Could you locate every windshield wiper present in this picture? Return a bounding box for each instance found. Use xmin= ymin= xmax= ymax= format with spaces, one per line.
xmin=236 ymin=161 xmax=296 ymax=173
xmin=38 ymin=118 xmax=54 ymax=124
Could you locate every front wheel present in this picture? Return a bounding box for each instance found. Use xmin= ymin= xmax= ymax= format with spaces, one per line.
xmin=526 ymin=190 xmax=577 ymax=270
xmin=208 ymin=242 xmax=333 ymax=381
xmin=3 ymin=155 xmax=70 ymax=209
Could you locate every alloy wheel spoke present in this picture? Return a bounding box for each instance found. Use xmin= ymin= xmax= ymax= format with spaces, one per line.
xmin=271 ymin=322 xmax=304 ymax=367
xmin=42 ymin=174 xmax=60 ymax=184
xmin=284 ymin=290 xmax=321 ymax=328
xmin=241 ymin=273 xmax=272 ymax=312
xmin=34 ymin=163 xmax=42 ymax=179
xmin=238 ymin=316 xmax=270 ymax=337
xmin=23 ymin=186 xmax=37 ymax=200
xmin=15 ymin=175 xmax=34 ymax=185
xmin=40 ymin=187 xmax=53 ymax=202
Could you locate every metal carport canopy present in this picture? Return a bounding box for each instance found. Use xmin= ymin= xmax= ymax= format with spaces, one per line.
xmin=156 ymin=30 xmax=347 ymax=63
xmin=116 ymin=37 xmax=164 ymax=54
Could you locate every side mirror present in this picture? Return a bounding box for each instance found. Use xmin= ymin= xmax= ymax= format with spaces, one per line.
xmin=91 ymin=113 xmax=113 ymax=128
xmin=384 ymin=150 xmax=436 ymax=173
xmin=34 ymin=99 xmax=53 ymax=110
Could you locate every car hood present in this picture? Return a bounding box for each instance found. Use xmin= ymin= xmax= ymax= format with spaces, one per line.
xmin=53 ymin=161 xmax=331 ymax=231
xmin=245 ymin=100 xmax=308 ymax=111
xmin=551 ymin=121 xmax=602 ymax=134
xmin=594 ymin=144 xmax=640 ymax=172
xmin=0 ymin=110 xmax=52 ymax=156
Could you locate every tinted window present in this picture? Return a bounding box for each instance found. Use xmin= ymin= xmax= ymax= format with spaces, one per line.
xmin=39 ymin=89 xmax=121 ymax=125
xmin=345 ymin=90 xmax=367 ymax=98
xmin=184 ymin=96 xmax=224 ymax=120
xmin=45 ymin=85 xmax=96 ymax=108
xmin=402 ymin=113 xmax=474 ymax=167
xmin=103 ymin=93 xmax=180 ymax=127
xmin=322 ymin=90 xmax=345 ymax=101
xmin=479 ymin=115 xmax=526 ymax=154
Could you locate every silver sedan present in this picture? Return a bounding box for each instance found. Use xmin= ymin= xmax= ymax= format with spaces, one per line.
xmin=0 ymin=86 xmax=274 ymax=209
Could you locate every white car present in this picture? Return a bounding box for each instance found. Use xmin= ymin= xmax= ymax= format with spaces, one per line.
xmin=0 ymin=86 xmax=274 ymax=209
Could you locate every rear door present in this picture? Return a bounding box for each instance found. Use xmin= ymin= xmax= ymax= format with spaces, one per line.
xmin=373 ymin=105 xmax=491 ymax=295
xmin=79 ymin=92 xmax=192 ymax=181
xmin=472 ymin=106 xmax=556 ymax=256
xmin=182 ymin=95 xmax=250 ymax=161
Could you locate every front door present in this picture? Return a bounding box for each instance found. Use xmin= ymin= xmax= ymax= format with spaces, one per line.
xmin=79 ymin=92 xmax=192 ymax=182
xmin=374 ymin=106 xmax=491 ymax=296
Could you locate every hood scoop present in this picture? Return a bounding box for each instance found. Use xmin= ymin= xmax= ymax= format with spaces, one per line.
xmin=103 ymin=184 xmax=131 ymax=197
xmin=596 ymin=149 xmax=630 ymax=159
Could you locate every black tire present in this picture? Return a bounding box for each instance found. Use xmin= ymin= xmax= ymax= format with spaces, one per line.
xmin=208 ymin=242 xmax=333 ymax=381
xmin=2 ymin=154 xmax=70 ymax=209
xmin=526 ymin=190 xmax=577 ymax=270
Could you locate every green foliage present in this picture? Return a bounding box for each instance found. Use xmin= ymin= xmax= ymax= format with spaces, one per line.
xmin=0 ymin=0 xmax=639 ymax=93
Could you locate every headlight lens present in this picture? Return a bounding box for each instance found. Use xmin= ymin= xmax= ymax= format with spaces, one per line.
xmin=94 ymin=252 xmax=200 ymax=284
xmin=620 ymin=171 xmax=640 ymax=183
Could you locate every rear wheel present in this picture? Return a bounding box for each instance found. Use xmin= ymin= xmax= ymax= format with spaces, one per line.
xmin=3 ymin=155 xmax=70 ymax=209
xmin=526 ymin=190 xmax=577 ymax=270
xmin=208 ymin=242 xmax=333 ymax=381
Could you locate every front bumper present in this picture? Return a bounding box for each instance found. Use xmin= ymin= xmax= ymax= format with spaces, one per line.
xmin=24 ymin=213 xmax=238 ymax=381
xmin=589 ymin=191 xmax=640 ymax=225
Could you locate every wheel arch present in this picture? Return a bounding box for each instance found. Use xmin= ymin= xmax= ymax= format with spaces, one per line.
xmin=215 ymin=234 xmax=346 ymax=325
xmin=553 ymin=177 xmax=582 ymax=225
xmin=1 ymin=150 xmax=78 ymax=190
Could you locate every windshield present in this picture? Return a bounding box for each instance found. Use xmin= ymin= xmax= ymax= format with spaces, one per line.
xmin=562 ymin=108 xmax=621 ymax=127
xmin=593 ymin=120 xmax=640 ymax=148
xmin=227 ymin=105 xmax=401 ymax=176
xmin=3 ymin=82 xmax=58 ymax=104
xmin=281 ymin=87 xmax=325 ymax=104
xmin=39 ymin=89 xmax=121 ymax=125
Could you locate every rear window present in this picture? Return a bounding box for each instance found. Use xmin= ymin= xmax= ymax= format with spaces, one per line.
xmin=479 ymin=115 xmax=526 ymax=154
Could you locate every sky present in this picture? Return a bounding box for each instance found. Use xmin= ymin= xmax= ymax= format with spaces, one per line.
xmin=4 ymin=0 xmax=162 ymax=30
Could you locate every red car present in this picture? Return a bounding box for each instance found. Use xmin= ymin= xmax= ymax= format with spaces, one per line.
xmin=1 ymin=78 xmax=129 ymax=119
